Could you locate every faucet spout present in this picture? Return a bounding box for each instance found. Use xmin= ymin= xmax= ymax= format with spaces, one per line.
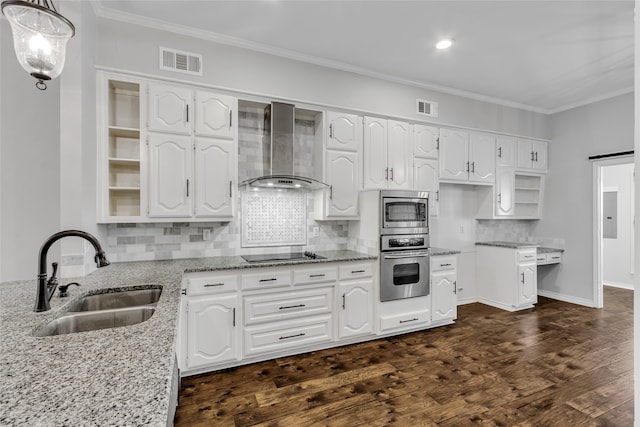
xmin=35 ymin=230 xmax=110 ymax=312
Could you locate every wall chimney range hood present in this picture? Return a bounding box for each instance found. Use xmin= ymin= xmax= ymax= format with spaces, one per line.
xmin=240 ymin=102 xmax=329 ymax=191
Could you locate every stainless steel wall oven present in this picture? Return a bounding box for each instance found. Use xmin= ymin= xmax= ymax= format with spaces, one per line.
xmin=379 ymin=191 xmax=430 ymax=302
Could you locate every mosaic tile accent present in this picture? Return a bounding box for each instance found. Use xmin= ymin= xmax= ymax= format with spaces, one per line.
xmin=476 ymin=219 xmax=534 ymax=243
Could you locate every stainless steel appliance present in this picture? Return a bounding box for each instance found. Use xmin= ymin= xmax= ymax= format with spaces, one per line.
xmin=379 ymin=190 xmax=430 ymax=302
xmin=381 ymin=190 xmax=429 ymax=234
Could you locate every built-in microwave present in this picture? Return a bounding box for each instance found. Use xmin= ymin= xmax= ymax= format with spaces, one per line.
xmin=381 ymin=190 xmax=429 ymax=233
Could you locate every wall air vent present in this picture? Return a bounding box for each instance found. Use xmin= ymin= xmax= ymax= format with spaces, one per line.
xmin=159 ymin=47 xmax=203 ymax=76
xmin=417 ymin=99 xmax=438 ymax=118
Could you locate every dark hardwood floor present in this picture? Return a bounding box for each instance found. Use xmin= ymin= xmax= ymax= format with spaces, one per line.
xmin=175 ymin=287 xmax=633 ymax=426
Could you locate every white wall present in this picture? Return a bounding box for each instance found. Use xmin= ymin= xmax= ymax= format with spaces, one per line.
xmin=0 ymin=20 xmax=61 ymax=282
xmin=535 ymin=93 xmax=634 ymax=303
xmin=602 ymin=162 xmax=635 ymax=288
xmin=94 ymin=17 xmax=550 ymax=139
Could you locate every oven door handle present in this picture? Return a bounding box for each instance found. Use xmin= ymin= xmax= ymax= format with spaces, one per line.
xmin=383 ymin=252 xmax=429 ymax=259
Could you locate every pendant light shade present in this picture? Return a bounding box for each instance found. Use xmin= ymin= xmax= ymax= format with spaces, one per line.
xmin=1 ymin=0 xmax=75 ymax=90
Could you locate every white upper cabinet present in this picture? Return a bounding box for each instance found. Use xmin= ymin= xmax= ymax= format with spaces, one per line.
xmin=516 ymin=139 xmax=548 ymax=172
xmin=363 ymin=117 xmax=388 ymax=189
xmin=194 ymin=138 xmax=236 ymax=218
xmin=413 ymin=158 xmax=439 ymax=216
xmin=495 ymin=167 xmax=515 ymax=217
xmin=327 ymin=111 xmax=360 ymax=152
xmin=440 ymin=129 xmax=495 ymax=184
xmin=324 ymin=151 xmax=359 ymax=217
xmin=148 ymin=133 xmax=192 ymax=217
xmin=363 ymin=117 xmax=411 ymax=190
xmin=413 ymin=125 xmax=439 ymax=159
xmin=468 ymin=134 xmax=495 ymax=184
xmin=148 ymin=84 xmax=192 ymax=135
xmin=194 ymin=91 xmax=236 ymax=139
xmin=496 ymin=136 xmax=516 ymax=168
xmin=439 ymin=128 xmax=469 ymax=181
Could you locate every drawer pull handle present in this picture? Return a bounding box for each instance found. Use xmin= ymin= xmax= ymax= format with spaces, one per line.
xmin=309 ymin=274 xmax=325 ymax=278
xmin=552 ymin=256 xmax=560 ymax=260
xmin=342 ymin=294 xmax=346 ymax=309
xmin=524 ymin=255 xmax=534 ymax=258
xmin=204 ymin=283 xmax=224 ymax=287
xmin=259 ymin=278 xmax=277 ymax=283
xmin=440 ymin=263 xmax=451 ymax=267
xmin=399 ymin=317 xmax=419 ymax=324
xmin=521 ymin=272 xmax=525 ymax=284
xmin=351 ymin=270 xmax=365 ymax=274
xmin=279 ymin=304 xmax=306 ymax=310
xmin=279 ymin=332 xmax=305 ymax=340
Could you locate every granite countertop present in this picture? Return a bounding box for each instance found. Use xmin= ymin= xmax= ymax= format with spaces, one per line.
xmin=0 ymin=250 xmax=375 ymax=426
xmin=427 ymin=247 xmax=461 ymax=256
xmin=475 ymin=241 xmax=564 ymax=253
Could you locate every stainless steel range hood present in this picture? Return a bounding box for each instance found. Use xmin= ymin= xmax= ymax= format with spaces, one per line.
xmin=240 ymin=102 xmax=329 ymax=190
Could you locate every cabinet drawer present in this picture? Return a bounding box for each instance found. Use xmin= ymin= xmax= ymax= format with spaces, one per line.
xmin=244 ymin=288 xmax=333 ymax=325
xmin=293 ymin=266 xmax=337 ymax=285
xmin=517 ymin=250 xmax=537 ymax=263
xmin=379 ymin=309 xmax=431 ymax=333
xmin=241 ymin=269 xmax=291 ymax=290
xmin=243 ymin=315 xmax=333 ymax=357
xmin=430 ymin=256 xmax=457 ymax=272
xmin=538 ymin=252 xmax=562 ymax=265
xmin=536 ymin=253 xmax=547 ymax=262
xmin=338 ymin=263 xmax=373 ymax=280
xmin=185 ymin=273 xmax=238 ymax=296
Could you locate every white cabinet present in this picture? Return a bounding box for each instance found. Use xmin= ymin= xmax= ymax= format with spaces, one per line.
xmin=439 ymin=129 xmax=495 ymax=184
xmin=476 ymin=246 xmax=538 ymax=311
xmin=185 ymin=294 xmax=239 ymax=369
xmin=148 ymin=134 xmax=192 ymax=217
xmin=315 ymin=111 xmax=362 ymax=220
xmin=412 ymin=125 xmax=439 ymax=216
xmin=194 ymin=91 xmax=236 ymax=139
xmin=430 ymin=256 xmax=458 ymax=323
xmin=517 ymin=139 xmax=548 ymax=172
xmin=337 ymin=264 xmax=373 ymax=339
xmin=148 ymin=135 xmax=236 ymax=219
xmin=148 ymin=83 xmax=192 ymax=135
xmin=363 ymin=117 xmax=411 ymax=190
xmin=496 ymin=136 xmax=516 ymax=168
xmin=495 ymin=167 xmax=515 ymax=217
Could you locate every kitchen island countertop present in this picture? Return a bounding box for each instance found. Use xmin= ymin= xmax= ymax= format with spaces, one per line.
xmin=0 ymin=250 xmax=375 ymax=426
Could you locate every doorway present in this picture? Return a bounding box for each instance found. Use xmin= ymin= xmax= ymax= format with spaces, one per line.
xmin=593 ymin=156 xmax=635 ymax=308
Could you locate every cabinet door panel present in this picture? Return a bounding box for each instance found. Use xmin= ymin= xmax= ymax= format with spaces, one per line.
xmin=194 ymin=91 xmax=236 ymax=139
xmin=516 ymin=140 xmax=534 ymax=170
xmin=414 ymin=159 xmax=439 ymax=216
xmin=327 ymin=112 xmax=361 ymax=152
xmin=387 ymin=120 xmax=411 ymax=189
xmin=518 ymin=264 xmax=537 ymax=305
xmin=532 ymin=141 xmax=548 ymax=171
xmin=325 ymin=150 xmax=359 ymax=217
xmin=339 ymin=281 xmax=373 ymax=338
xmin=187 ymin=295 xmax=238 ymax=368
xmin=495 ymin=167 xmax=515 ymax=217
xmin=469 ymin=134 xmax=495 ymax=183
xmin=496 ymin=136 xmax=516 ymax=168
xmin=148 ymin=134 xmax=192 ymax=217
xmin=363 ymin=117 xmax=388 ymax=189
xmin=431 ymin=270 xmax=457 ymax=322
xmin=148 ymin=84 xmax=191 ymax=135
xmin=194 ymin=138 xmax=236 ymax=218
xmin=439 ymin=129 xmax=469 ymax=181
xmin=414 ymin=124 xmax=439 ymax=159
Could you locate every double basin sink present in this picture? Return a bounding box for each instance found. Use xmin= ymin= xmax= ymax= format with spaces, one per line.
xmin=33 ymin=286 xmax=162 ymax=337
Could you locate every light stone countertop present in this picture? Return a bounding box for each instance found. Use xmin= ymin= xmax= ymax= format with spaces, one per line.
xmin=475 ymin=241 xmax=540 ymax=249
xmin=0 ymin=250 xmax=376 ymax=427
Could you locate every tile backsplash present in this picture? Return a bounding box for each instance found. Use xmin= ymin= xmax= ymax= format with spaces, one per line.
xmin=476 ymin=219 xmax=534 ymax=242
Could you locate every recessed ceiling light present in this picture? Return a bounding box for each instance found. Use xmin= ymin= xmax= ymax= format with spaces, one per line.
xmin=436 ymin=39 xmax=453 ymax=50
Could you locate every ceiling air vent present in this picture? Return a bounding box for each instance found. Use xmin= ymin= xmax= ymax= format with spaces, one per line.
xmin=159 ymin=47 xmax=203 ymax=76
xmin=417 ymin=99 xmax=438 ymax=118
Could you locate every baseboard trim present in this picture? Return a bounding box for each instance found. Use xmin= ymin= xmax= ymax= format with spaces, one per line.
xmin=537 ymin=289 xmax=596 ymax=308
xmin=457 ymin=297 xmax=479 ymax=306
xmin=603 ymin=282 xmax=634 ymax=290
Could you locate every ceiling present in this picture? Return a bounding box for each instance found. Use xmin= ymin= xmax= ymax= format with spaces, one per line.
xmin=93 ymin=1 xmax=635 ymax=114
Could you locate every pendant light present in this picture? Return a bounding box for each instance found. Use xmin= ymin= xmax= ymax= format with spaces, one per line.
xmin=1 ymin=0 xmax=75 ymax=90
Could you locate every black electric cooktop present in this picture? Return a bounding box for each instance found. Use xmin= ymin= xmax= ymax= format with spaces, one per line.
xmin=242 ymin=251 xmax=326 ymax=263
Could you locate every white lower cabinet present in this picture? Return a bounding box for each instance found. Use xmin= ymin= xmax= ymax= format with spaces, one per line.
xmin=430 ymin=255 xmax=458 ymax=323
xmin=337 ymin=269 xmax=373 ymax=339
xmin=185 ymin=294 xmax=239 ymax=369
xmin=476 ymin=246 xmax=538 ymax=311
xmin=244 ymin=315 xmax=333 ymax=357
xmin=378 ymin=296 xmax=431 ymax=333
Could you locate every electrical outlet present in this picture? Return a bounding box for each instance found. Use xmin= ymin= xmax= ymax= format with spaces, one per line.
xmin=313 ymin=226 xmax=320 ymax=237
xmin=203 ymin=229 xmax=211 ymax=240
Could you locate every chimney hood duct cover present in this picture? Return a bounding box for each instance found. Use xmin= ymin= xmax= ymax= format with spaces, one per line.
xmin=240 ymin=102 xmax=329 ymax=191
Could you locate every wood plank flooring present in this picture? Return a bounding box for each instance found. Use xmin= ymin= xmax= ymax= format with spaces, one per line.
xmin=174 ymin=287 xmax=633 ymax=426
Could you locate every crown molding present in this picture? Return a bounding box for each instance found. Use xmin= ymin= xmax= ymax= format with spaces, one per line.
xmin=547 ymin=86 xmax=634 ymax=115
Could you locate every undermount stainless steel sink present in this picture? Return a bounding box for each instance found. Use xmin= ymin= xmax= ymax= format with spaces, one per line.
xmin=33 ymin=306 xmax=156 ymax=337
xmin=66 ymin=287 xmax=162 ymax=312
xmin=33 ymin=286 xmax=162 ymax=337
